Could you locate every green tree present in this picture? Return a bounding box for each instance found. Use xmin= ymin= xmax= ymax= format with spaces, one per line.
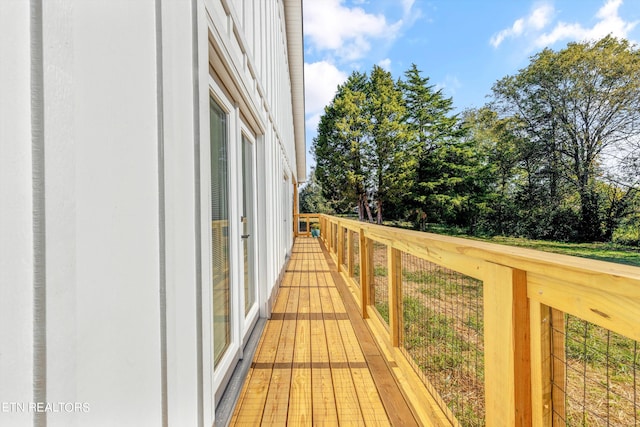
xmin=335 ymin=74 xmax=373 ymax=221
xmin=366 ymin=65 xmax=414 ymax=224
xmin=299 ymin=167 xmax=332 ymax=214
xmin=402 ymin=64 xmax=460 ymax=156
xmin=313 ymin=72 xmax=371 ymax=218
xmin=401 ymin=65 xmax=486 ymax=231
xmin=400 ymin=64 xmax=470 ymax=228
xmin=460 ymin=108 xmax=518 ymax=235
xmin=492 ymin=36 xmax=640 ymax=241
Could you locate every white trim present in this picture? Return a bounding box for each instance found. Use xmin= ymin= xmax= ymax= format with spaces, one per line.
xmin=255 ymin=132 xmax=270 ymax=318
xmin=196 ymin=2 xmax=213 ymax=423
xmin=207 ymin=77 xmax=241 ymax=405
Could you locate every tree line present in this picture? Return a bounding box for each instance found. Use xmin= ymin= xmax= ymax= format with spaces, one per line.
xmin=304 ymin=36 xmax=640 ymax=244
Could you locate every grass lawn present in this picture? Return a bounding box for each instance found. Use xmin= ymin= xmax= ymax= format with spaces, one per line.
xmin=474 ymin=236 xmax=640 ymax=267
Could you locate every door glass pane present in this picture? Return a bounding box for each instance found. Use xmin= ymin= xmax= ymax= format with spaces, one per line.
xmin=210 ymin=97 xmax=230 ymax=367
xmin=242 ymin=136 xmax=255 ymax=315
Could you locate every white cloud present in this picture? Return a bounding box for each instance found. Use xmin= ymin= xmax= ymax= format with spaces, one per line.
xmin=490 ymin=0 xmax=638 ymax=49
xmin=304 ymin=61 xmax=348 ymax=127
xmin=534 ymin=22 xmax=587 ymax=47
xmin=535 ymin=0 xmax=638 ymax=47
xmin=400 ymin=0 xmax=422 ymax=27
xmin=401 ymin=0 xmax=416 ymax=16
xmin=529 ymin=4 xmax=554 ymax=30
xmin=490 ymin=3 xmax=554 ymax=48
xmin=490 ymin=18 xmax=526 ymax=48
xmin=378 ymin=58 xmax=392 ymax=71
xmin=303 ymin=0 xmax=403 ymax=61
xmin=306 ymin=113 xmax=323 ymax=136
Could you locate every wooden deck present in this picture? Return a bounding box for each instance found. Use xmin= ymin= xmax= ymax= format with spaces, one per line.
xmin=229 ymin=237 xmax=419 ymax=426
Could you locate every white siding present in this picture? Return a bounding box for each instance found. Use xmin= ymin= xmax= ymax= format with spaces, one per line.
xmin=0 ymin=2 xmax=33 ymax=426
xmin=160 ymin=1 xmax=202 ymax=425
xmin=0 ymin=0 xmax=302 ymax=425
xmin=47 ymin=1 xmax=162 ymax=425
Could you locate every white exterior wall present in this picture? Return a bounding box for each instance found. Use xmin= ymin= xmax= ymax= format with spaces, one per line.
xmin=0 ymin=0 xmax=303 ymax=425
xmin=0 ymin=3 xmax=34 ymax=427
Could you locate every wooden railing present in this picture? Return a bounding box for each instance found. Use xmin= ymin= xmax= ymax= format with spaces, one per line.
xmin=294 ymin=213 xmax=321 ymax=237
xmin=316 ymin=214 xmax=640 ymax=427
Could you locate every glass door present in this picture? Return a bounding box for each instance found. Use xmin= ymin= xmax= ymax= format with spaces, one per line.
xmin=210 ymin=96 xmax=231 ymax=368
xmin=241 ymin=135 xmax=257 ymax=328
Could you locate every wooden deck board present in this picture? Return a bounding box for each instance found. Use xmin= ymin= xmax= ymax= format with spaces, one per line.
xmin=289 ymin=285 xmax=311 ymax=425
xmin=309 ymin=282 xmax=340 ymax=425
xmin=230 ymin=237 xmax=418 ymax=426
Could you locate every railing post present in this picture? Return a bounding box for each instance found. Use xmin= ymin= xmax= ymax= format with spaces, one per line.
xmin=347 ymin=230 xmax=354 ymax=277
xmin=337 ymin=225 xmax=344 ymax=272
xmin=359 ymin=230 xmax=369 ymax=318
xmin=323 ymin=218 xmax=327 ymax=245
xmin=530 ymin=302 xmax=552 ymax=427
xmin=367 ymin=239 xmax=374 ymax=306
xmin=483 ymin=263 xmax=531 ymax=426
xmin=387 ymin=246 xmax=402 ymax=347
xmin=330 ymin=222 xmax=334 ymax=253
xmin=305 ymin=216 xmax=310 ymax=237
xmin=550 ymin=308 xmax=566 ymax=425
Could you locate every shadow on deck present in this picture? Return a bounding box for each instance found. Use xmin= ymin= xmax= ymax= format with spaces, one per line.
xmin=229 ymin=237 xmax=419 ymax=426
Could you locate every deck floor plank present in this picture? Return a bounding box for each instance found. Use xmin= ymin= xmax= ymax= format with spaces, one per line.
xmin=229 ymin=237 xmax=418 ymax=426
xmin=261 ymin=283 xmax=298 ymax=425
xmin=310 ymin=281 xmax=339 ymax=425
xmin=289 ymin=285 xmax=312 ymax=425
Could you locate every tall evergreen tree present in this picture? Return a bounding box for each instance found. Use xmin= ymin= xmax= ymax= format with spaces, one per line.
xmin=365 ymin=65 xmax=413 ymax=224
xmin=401 ymin=64 xmax=485 ymax=230
xmin=313 ymin=72 xmax=371 ymax=218
xmin=402 ymin=64 xmax=459 ymax=156
xmin=334 ymin=74 xmax=373 ymax=221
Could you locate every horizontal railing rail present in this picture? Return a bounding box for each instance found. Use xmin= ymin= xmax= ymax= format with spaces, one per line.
xmin=316 ymin=214 xmax=640 ymax=426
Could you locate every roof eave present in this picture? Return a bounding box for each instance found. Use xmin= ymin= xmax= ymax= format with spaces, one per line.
xmin=283 ymin=0 xmax=306 ymax=183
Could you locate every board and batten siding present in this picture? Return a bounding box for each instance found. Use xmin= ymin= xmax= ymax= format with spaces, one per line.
xmin=0 ymin=0 xmax=304 ymax=426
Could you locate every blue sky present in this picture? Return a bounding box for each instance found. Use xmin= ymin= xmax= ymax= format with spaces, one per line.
xmin=302 ymin=0 xmax=640 ymax=176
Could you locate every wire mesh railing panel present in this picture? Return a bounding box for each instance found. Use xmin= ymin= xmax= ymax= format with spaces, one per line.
xmin=551 ymin=313 xmax=640 ymax=426
xmin=298 ymin=218 xmax=308 ymax=234
xmin=332 ymin=224 xmax=337 ymax=252
xmin=400 ymin=252 xmax=485 ymax=427
xmin=352 ymin=231 xmax=360 ymax=288
xmin=341 ymin=227 xmax=349 ymax=272
xmin=372 ymin=241 xmax=389 ymax=326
